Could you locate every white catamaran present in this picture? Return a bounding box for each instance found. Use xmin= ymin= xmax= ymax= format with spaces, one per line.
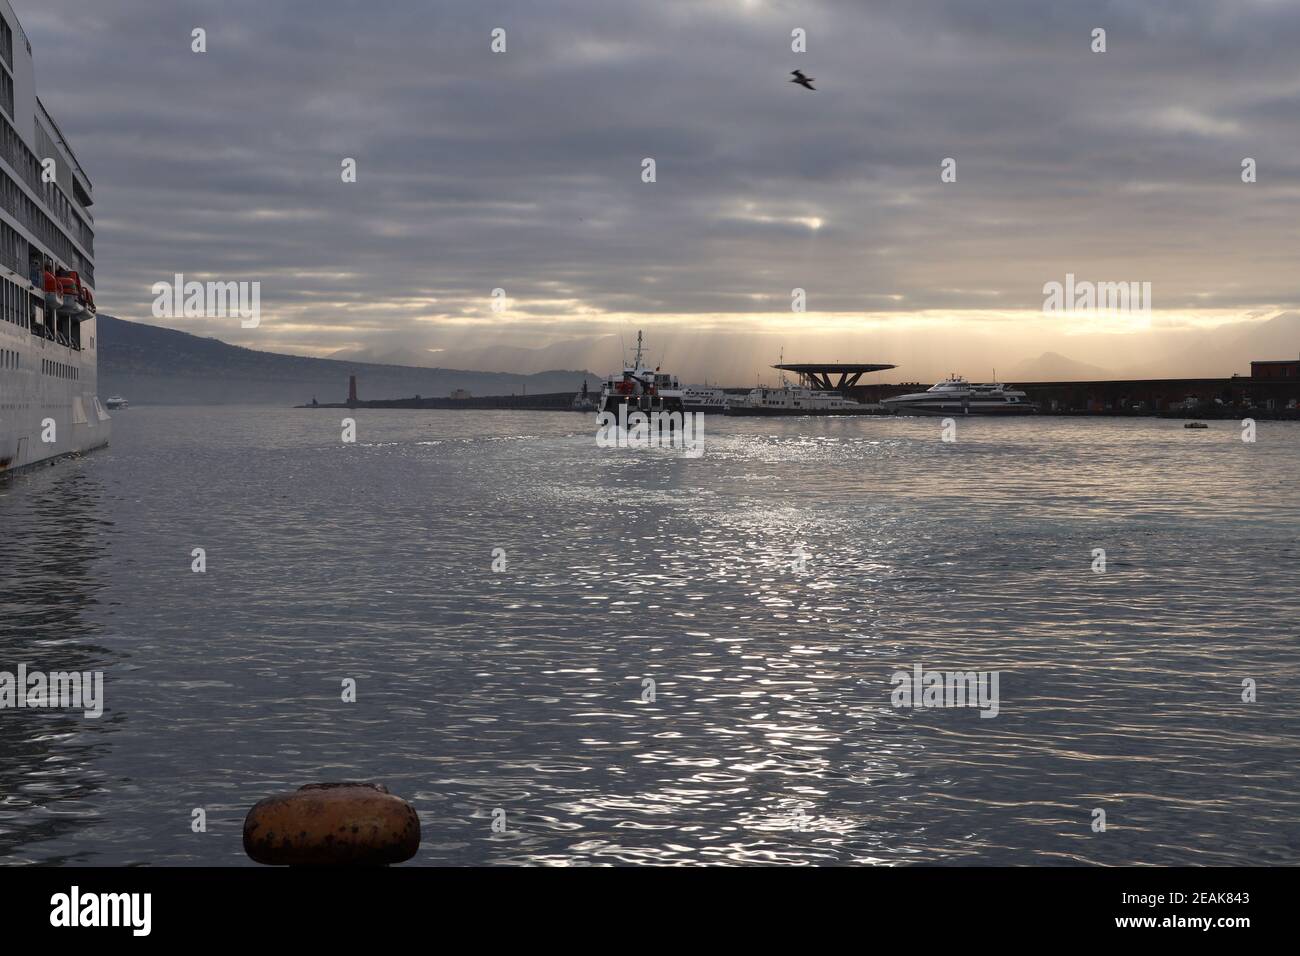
xmin=881 ymin=376 xmax=1038 ymax=416
xmin=0 ymin=0 xmax=107 ymax=476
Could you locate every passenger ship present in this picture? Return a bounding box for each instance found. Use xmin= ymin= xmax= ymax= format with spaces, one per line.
xmin=0 ymin=0 xmax=107 ymax=476
xmin=881 ymin=376 xmax=1038 ymax=415
xmin=681 ymin=384 xmax=729 ymax=413
xmin=726 ymin=384 xmax=879 ymax=416
xmin=597 ymin=331 xmax=685 ymax=416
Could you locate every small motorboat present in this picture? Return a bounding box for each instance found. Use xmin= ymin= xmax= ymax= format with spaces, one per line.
xmin=1184 ymin=422 xmax=1208 ymax=429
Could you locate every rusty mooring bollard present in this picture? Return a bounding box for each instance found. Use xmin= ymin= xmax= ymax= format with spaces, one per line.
xmin=243 ymin=782 xmax=421 ymax=866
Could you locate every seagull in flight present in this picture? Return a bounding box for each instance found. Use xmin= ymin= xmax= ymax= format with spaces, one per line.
xmin=790 ymin=69 xmax=816 ymax=91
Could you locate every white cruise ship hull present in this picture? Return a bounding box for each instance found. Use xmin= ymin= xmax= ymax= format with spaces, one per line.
xmin=0 ymin=0 xmax=105 ymax=476
xmin=0 ymin=318 xmax=110 ymax=475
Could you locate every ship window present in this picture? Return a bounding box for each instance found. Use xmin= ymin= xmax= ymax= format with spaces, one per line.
xmin=0 ymin=17 xmax=12 ymax=69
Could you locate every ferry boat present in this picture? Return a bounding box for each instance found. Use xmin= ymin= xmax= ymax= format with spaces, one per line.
xmin=105 ymin=395 xmax=128 ymax=410
xmin=881 ymin=376 xmax=1038 ymax=416
xmin=681 ymin=384 xmax=729 ymax=413
xmin=0 ymin=0 xmax=108 ymax=475
xmin=597 ymin=331 xmax=684 ymax=416
xmin=726 ymin=383 xmax=879 ymax=416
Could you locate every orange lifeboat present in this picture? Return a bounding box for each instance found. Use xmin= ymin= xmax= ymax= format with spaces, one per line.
xmin=43 ymin=271 xmax=63 ymax=312
xmin=57 ymin=275 xmax=84 ymax=315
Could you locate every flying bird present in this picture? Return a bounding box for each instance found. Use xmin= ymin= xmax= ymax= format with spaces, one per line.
xmin=790 ymin=69 xmax=816 ymax=91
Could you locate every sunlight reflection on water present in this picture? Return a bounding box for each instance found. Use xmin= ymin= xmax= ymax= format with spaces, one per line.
xmin=1 ymin=408 xmax=1296 ymax=865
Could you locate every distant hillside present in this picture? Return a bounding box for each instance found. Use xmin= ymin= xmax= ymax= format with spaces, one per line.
xmin=97 ymin=315 xmax=601 ymax=405
xmin=1008 ymin=351 xmax=1113 ymax=381
xmin=327 ymin=336 xmax=615 ymax=374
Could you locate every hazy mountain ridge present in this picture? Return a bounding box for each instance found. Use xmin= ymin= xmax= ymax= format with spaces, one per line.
xmin=1007 ymin=352 xmax=1114 ymax=382
xmin=327 ymin=336 xmax=617 ymax=374
xmin=98 ymin=316 xmax=601 ymax=405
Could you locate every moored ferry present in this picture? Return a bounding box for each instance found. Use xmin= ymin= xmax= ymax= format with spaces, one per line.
xmin=0 ymin=0 xmax=107 ymax=476
xmin=681 ymin=384 xmax=729 ymax=413
xmin=726 ymin=384 xmax=879 ymax=416
xmin=726 ymin=355 xmax=883 ymax=417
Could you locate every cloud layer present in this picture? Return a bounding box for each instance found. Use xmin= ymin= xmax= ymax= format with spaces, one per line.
xmin=21 ymin=0 xmax=1300 ymax=381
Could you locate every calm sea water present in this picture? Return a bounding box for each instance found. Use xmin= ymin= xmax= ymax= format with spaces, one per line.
xmin=1 ymin=406 xmax=1297 ymax=866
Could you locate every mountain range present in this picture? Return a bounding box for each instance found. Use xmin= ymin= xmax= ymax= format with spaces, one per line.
xmin=97 ymin=315 xmax=601 ymax=405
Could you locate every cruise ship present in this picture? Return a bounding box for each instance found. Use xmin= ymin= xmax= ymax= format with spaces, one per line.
xmin=881 ymin=376 xmax=1038 ymax=415
xmin=0 ymin=0 xmax=106 ymax=476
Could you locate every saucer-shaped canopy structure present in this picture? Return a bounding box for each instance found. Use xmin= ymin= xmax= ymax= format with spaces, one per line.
xmin=773 ymin=363 xmax=897 ymax=391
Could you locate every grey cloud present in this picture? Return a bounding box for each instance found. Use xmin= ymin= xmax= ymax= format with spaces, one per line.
xmin=18 ymin=0 xmax=1300 ymax=372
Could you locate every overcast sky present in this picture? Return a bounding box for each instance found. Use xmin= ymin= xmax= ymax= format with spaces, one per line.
xmin=20 ymin=0 xmax=1300 ymax=381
